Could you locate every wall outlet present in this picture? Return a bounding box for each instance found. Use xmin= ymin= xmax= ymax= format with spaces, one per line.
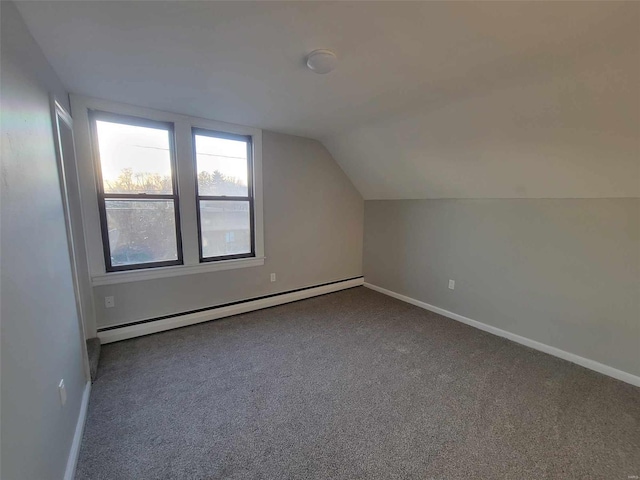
xmin=448 ymin=279 xmax=455 ymax=290
xmin=270 ymin=273 xmax=276 ymax=282
xmin=58 ymin=379 xmax=66 ymax=406
xmin=105 ymin=296 xmax=115 ymax=308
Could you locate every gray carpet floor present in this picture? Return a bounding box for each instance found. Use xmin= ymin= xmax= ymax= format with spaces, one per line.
xmin=76 ymin=287 xmax=640 ymax=479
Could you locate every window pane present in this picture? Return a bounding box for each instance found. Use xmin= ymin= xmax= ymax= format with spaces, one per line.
xmin=195 ymin=134 xmax=248 ymax=196
xmin=96 ymin=120 xmax=173 ymax=194
xmin=200 ymin=200 xmax=251 ymax=258
xmin=105 ymin=200 xmax=178 ymax=266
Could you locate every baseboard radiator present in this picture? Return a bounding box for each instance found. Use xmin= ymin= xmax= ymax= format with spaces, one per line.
xmin=97 ymin=277 xmax=364 ymax=344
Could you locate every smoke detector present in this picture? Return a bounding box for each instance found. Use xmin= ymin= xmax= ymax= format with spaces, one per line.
xmin=306 ymin=49 xmax=337 ymax=74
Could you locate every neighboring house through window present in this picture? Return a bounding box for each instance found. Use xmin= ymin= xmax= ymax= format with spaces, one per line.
xmin=193 ymin=128 xmax=254 ymax=262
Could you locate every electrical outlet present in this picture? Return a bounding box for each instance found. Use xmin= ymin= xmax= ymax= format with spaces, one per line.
xmin=58 ymin=379 xmax=66 ymax=406
xmin=270 ymin=273 xmax=276 ymax=282
xmin=448 ymin=280 xmax=455 ymax=290
xmin=105 ymin=296 xmax=115 ymax=308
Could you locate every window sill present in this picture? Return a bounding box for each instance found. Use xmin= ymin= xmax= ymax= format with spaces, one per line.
xmin=91 ymin=256 xmax=265 ymax=286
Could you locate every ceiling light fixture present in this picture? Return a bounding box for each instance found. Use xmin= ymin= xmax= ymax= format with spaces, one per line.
xmin=306 ymin=49 xmax=337 ymax=74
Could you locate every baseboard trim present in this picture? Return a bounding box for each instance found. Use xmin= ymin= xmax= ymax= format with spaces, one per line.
xmin=98 ymin=277 xmax=364 ymax=344
xmin=364 ymin=282 xmax=640 ymax=388
xmin=64 ymin=381 xmax=91 ymax=480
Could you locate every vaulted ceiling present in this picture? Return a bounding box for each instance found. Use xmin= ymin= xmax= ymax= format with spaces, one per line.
xmin=16 ymin=1 xmax=639 ymax=199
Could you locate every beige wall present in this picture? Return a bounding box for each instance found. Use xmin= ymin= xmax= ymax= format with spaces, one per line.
xmin=1 ymin=2 xmax=88 ymax=478
xmin=364 ymin=199 xmax=640 ymax=377
xmin=94 ymin=131 xmax=363 ymax=328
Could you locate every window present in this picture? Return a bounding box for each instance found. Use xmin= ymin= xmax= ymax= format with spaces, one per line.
xmin=193 ymin=129 xmax=254 ymax=261
xmin=90 ymin=111 xmax=183 ymax=271
xmin=72 ymin=94 xmax=264 ymax=284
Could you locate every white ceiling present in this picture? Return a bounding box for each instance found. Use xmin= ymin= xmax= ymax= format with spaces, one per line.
xmin=16 ymin=1 xmax=639 ymax=199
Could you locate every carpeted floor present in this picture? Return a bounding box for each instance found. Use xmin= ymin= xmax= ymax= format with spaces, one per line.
xmin=76 ymin=287 xmax=640 ymax=479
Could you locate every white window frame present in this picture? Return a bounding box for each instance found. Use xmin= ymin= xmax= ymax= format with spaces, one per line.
xmin=70 ymin=95 xmax=265 ymax=286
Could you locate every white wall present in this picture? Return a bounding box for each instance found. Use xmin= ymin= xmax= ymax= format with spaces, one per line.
xmin=1 ymin=2 xmax=88 ymax=478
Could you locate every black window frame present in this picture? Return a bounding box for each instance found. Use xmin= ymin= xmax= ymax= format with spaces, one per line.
xmin=192 ymin=127 xmax=255 ymax=263
xmin=89 ymin=110 xmax=184 ymax=272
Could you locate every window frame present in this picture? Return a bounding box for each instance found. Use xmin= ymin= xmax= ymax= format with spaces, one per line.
xmin=89 ymin=110 xmax=184 ymax=272
xmin=192 ymin=128 xmax=256 ymax=263
xmin=70 ymin=94 xmax=265 ymax=286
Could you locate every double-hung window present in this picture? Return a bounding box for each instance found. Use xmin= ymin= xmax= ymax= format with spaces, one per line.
xmin=75 ymin=95 xmax=264 ymax=284
xmin=90 ymin=111 xmax=183 ymax=271
xmin=193 ymin=129 xmax=254 ymax=261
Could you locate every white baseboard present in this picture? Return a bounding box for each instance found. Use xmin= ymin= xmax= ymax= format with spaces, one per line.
xmin=98 ymin=277 xmax=364 ymax=344
xmin=64 ymin=381 xmax=91 ymax=480
xmin=364 ymin=282 xmax=640 ymax=388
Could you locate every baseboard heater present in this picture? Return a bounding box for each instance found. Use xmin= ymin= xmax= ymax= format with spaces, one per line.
xmin=97 ymin=276 xmax=364 ymax=344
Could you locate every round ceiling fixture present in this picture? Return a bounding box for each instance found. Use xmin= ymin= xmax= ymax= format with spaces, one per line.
xmin=306 ymin=49 xmax=337 ymax=74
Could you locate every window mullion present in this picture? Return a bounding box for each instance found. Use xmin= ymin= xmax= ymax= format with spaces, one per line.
xmin=197 ymin=195 xmax=251 ymax=202
xmin=174 ymin=120 xmax=200 ymax=266
xmin=103 ymin=194 xmax=177 ymax=200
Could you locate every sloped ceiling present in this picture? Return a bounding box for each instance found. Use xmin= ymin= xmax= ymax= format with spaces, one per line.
xmin=16 ymin=1 xmax=639 ymax=199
